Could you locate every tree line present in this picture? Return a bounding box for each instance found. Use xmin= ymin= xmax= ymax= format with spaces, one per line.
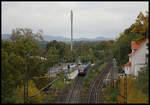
xmin=2 ymin=27 xmax=113 ymax=103
xmin=1 ymin=11 xmax=148 ymax=103
xmin=112 ymin=11 xmax=149 ymax=71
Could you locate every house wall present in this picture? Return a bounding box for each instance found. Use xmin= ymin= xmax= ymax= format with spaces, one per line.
xmin=132 ymin=49 xmax=135 ymax=53
xmin=130 ymin=40 xmax=148 ymax=76
xmin=129 ymin=57 xmax=131 ymax=62
xmin=124 ymin=66 xmax=131 ymax=74
xmin=134 ymin=64 xmax=146 ymax=76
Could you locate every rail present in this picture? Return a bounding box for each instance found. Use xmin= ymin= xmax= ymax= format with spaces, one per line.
xmin=28 ymin=77 xmax=61 ymax=99
xmin=87 ymin=60 xmax=113 ymax=103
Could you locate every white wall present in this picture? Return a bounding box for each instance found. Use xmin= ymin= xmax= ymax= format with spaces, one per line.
xmin=129 ymin=57 xmax=131 ymax=62
xmin=134 ymin=64 xmax=146 ymax=76
xmin=130 ymin=40 xmax=148 ymax=76
xmin=124 ymin=66 xmax=131 ymax=74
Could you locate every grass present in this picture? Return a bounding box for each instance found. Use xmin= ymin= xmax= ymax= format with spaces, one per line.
xmin=103 ymin=70 xmax=148 ymax=104
xmin=103 ymin=76 xmax=148 ymax=104
xmin=118 ymin=76 xmax=148 ymax=104
xmin=84 ymin=62 xmax=107 ymax=86
xmin=29 ymin=70 xmax=73 ymax=103
xmin=103 ymin=79 xmax=120 ymax=104
xmin=42 ymin=71 xmax=73 ymax=103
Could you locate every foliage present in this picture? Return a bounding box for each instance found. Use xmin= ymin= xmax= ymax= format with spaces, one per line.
xmin=10 ymin=28 xmax=43 ymax=42
xmin=112 ymin=32 xmax=139 ymax=67
xmin=82 ymin=62 xmax=108 ymax=96
xmin=1 ymin=28 xmax=46 ymax=103
xmin=118 ymin=76 xmax=148 ymax=103
xmin=93 ymin=40 xmax=113 ymax=61
xmin=1 ymin=79 xmax=22 ymax=104
xmin=132 ymin=11 xmax=149 ymax=41
xmin=134 ymin=66 xmax=149 ymax=96
xmin=15 ymin=80 xmax=44 ymax=104
xmin=45 ymin=40 xmax=70 ymax=67
xmin=112 ymin=11 xmax=148 ymax=69
xmin=104 ymin=86 xmax=118 ymax=103
xmin=45 ymin=40 xmax=114 ymax=65
xmin=2 ymin=11 xmax=148 ymax=104
xmin=103 ymin=77 xmax=119 ymax=103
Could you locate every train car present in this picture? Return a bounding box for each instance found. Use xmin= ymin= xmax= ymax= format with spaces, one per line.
xmin=78 ymin=66 xmax=86 ymax=76
xmin=84 ymin=63 xmax=90 ymax=71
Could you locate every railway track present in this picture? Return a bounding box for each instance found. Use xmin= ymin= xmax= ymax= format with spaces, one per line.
xmin=64 ymin=64 xmax=92 ymax=103
xmin=55 ymin=65 xmax=92 ymax=104
xmin=54 ymin=76 xmax=83 ymax=104
xmin=55 ymin=58 xmax=113 ymax=104
xmin=87 ymin=60 xmax=113 ymax=103
xmin=65 ymin=76 xmax=83 ymax=103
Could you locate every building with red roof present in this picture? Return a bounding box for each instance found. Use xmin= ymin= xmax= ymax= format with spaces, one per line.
xmin=124 ymin=38 xmax=148 ymax=76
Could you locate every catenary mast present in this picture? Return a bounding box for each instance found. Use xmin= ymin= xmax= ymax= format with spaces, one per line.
xmin=70 ymin=10 xmax=73 ymax=51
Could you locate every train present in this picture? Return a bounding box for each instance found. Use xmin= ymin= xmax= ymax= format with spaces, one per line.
xmin=78 ymin=63 xmax=90 ymax=76
xmin=78 ymin=66 xmax=86 ymax=76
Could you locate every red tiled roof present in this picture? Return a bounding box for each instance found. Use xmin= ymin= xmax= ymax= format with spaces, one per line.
xmin=125 ymin=38 xmax=148 ymax=67
xmin=124 ymin=61 xmax=131 ymax=66
xmin=131 ymin=38 xmax=148 ymax=50
xmin=129 ymin=38 xmax=148 ymax=56
xmin=128 ymin=51 xmax=136 ymax=56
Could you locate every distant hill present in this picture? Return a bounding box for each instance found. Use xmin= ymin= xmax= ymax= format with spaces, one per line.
xmin=43 ymin=35 xmax=70 ymax=42
xmin=1 ymin=34 xmax=70 ymax=42
xmin=2 ymin=34 xmax=114 ymax=42
xmin=91 ymin=36 xmax=114 ymax=41
xmin=1 ymin=34 xmax=11 ymax=40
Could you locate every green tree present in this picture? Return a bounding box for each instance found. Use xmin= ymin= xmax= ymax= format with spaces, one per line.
xmin=10 ymin=28 xmax=43 ymax=42
xmin=2 ymin=28 xmax=46 ymax=103
xmin=132 ymin=11 xmax=149 ymax=41
xmin=112 ymin=32 xmax=139 ymax=67
xmin=135 ymin=66 xmax=149 ymax=96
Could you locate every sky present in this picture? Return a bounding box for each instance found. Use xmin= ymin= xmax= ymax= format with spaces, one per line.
xmin=2 ymin=2 xmax=149 ymax=39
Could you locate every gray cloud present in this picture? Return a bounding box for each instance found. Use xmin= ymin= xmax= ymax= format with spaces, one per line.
xmin=2 ymin=2 xmax=148 ymax=39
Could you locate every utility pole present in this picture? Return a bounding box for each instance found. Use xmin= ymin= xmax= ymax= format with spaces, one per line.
xmin=112 ymin=59 xmax=115 ymax=88
xmin=24 ymin=67 xmax=28 ymax=103
xmin=24 ymin=51 xmax=32 ymax=103
xmin=124 ymin=73 xmax=127 ymax=104
xmin=24 ymin=55 xmax=28 ymax=103
xmin=70 ymin=10 xmax=73 ymax=51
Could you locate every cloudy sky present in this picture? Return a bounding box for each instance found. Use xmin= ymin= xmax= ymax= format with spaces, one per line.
xmin=2 ymin=2 xmax=148 ymax=39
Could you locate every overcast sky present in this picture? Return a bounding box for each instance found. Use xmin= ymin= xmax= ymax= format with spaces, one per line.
xmin=2 ymin=2 xmax=148 ymax=39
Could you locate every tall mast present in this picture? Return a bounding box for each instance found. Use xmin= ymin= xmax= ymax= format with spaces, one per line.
xmin=70 ymin=10 xmax=73 ymax=51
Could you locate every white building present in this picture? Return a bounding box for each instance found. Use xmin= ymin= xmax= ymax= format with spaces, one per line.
xmin=124 ymin=62 xmax=131 ymax=75
xmin=124 ymin=38 xmax=149 ymax=76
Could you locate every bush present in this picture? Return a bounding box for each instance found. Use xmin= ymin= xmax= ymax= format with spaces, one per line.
xmin=135 ymin=66 xmax=149 ymax=96
xmin=104 ymin=82 xmax=119 ymax=103
xmin=15 ymin=80 xmax=44 ymax=104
